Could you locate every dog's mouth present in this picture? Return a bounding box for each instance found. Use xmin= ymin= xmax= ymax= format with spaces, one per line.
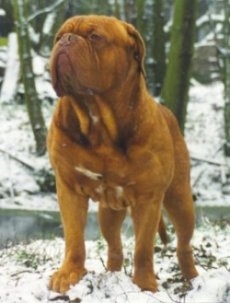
xmin=50 ymin=50 xmax=99 ymax=97
xmin=50 ymin=51 xmax=74 ymax=97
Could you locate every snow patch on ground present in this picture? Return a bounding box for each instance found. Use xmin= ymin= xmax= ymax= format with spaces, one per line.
xmin=187 ymin=269 xmax=230 ymax=303
xmin=0 ymin=222 xmax=229 ymax=303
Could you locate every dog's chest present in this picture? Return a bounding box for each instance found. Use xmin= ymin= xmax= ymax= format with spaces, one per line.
xmin=69 ymin=99 xmax=138 ymax=209
xmin=74 ymin=161 xmax=135 ymax=210
xmin=71 ymin=97 xmax=131 ymax=149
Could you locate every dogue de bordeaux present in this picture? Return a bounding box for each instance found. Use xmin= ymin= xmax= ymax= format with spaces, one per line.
xmin=48 ymin=15 xmax=198 ymax=293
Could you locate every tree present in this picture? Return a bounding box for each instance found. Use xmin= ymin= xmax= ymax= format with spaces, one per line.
xmin=151 ymin=0 xmax=166 ymax=96
xmin=222 ymin=0 xmax=230 ymax=157
xmin=12 ymin=0 xmax=47 ymax=155
xmin=161 ymin=0 xmax=197 ymax=132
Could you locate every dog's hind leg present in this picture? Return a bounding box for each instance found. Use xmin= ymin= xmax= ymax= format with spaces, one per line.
xmin=163 ymin=184 xmax=198 ymax=280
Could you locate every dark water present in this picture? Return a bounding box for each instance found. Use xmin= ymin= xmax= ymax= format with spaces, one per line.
xmin=0 ymin=206 xmax=229 ymax=248
xmin=0 ymin=209 xmax=102 ymax=248
xmin=0 ymin=209 xmax=134 ymax=248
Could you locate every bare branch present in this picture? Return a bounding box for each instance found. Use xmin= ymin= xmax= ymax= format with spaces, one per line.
xmin=27 ymin=0 xmax=65 ymax=23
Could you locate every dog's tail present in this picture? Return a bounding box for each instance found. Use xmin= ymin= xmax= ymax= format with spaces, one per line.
xmin=158 ymin=216 xmax=168 ymax=245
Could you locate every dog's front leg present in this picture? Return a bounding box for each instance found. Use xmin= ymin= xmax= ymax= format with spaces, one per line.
xmin=49 ymin=174 xmax=88 ymax=294
xmin=131 ymin=195 xmax=163 ymax=292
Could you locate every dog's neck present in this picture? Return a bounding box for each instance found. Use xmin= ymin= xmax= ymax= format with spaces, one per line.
xmin=67 ymin=74 xmax=154 ymax=149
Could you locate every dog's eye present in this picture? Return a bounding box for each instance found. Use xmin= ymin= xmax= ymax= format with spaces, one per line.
xmin=88 ymin=33 xmax=103 ymax=42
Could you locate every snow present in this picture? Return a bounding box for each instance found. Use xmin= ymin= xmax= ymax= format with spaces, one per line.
xmin=0 ymin=222 xmax=229 ymax=303
xmin=196 ymin=14 xmax=224 ymax=28
xmin=0 ymin=9 xmax=6 ymax=16
xmin=186 ymin=269 xmax=230 ymax=303
xmin=186 ymin=81 xmax=230 ymax=206
xmin=43 ymin=13 xmax=56 ymax=35
xmin=0 ymin=33 xmax=19 ymax=103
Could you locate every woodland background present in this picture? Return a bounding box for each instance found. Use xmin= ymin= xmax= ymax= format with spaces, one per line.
xmin=0 ymin=2 xmax=230 ymax=302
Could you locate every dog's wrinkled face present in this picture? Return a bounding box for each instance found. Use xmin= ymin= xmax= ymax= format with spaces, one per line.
xmin=50 ymin=15 xmax=145 ymax=97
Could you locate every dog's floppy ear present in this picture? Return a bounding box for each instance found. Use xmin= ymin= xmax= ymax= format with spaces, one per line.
xmin=124 ymin=22 xmax=146 ymax=77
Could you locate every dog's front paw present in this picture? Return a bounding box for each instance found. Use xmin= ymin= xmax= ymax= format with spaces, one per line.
xmin=133 ymin=271 xmax=158 ymax=293
xmin=49 ymin=265 xmax=87 ymax=294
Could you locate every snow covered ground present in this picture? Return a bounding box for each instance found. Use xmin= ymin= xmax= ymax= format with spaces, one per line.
xmin=0 ymin=221 xmax=229 ymax=303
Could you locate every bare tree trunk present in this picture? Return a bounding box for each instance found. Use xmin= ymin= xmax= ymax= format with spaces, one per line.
xmin=13 ymin=0 xmax=47 ymax=155
xmin=124 ymin=0 xmax=138 ymax=25
xmin=223 ymin=0 xmax=230 ymax=156
xmin=160 ymin=0 xmax=197 ymax=132
xmin=113 ymin=0 xmax=121 ymax=18
xmin=152 ymin=0 xmax=166 ymax=96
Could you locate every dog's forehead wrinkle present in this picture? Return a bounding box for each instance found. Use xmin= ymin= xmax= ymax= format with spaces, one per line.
xmin=78 ymin=17 xmax=127 ymax=39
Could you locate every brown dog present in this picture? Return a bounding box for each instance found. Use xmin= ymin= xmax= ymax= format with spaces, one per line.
xmin=48 ymin=15 xmax=198 ymax=293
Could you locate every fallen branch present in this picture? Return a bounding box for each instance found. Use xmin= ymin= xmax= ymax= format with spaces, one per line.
xmin=191 ymin=156 xmax=225 ymax=166
xmin=0 ymin=149 xmax=34 ymax=171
